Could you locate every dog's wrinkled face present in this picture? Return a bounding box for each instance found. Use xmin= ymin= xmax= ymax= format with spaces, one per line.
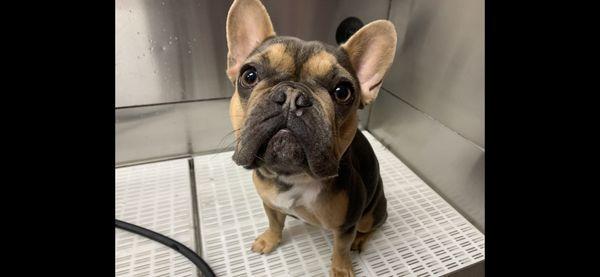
xmin=231 ymin=38 xmax=360 ymax=178
xmin=226 ymin=0 xmax=396 ymax=179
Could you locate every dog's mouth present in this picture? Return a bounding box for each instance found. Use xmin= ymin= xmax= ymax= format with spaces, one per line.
xmin=232 ymin=111 xmax=339 ymax=178
xmin=255 ymin=128 xmax=308 ymax=175
xmin=256 ymin=128 xmax=293 ymax=157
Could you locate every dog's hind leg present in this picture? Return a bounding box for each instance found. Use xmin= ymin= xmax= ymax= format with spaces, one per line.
xmin=351 ymin=230 xmax=375 ymax=252
xmin=352 ymin=186 xmax=387 ymax=252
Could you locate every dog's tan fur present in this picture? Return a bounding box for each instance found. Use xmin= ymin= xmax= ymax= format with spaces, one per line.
xmin=265 ymin=43 xmax=295 ymax=73
xmin=229 ymin=91 xmax=245 ymax=138
xmin=302 ymin=50 xmax=337 ymax=78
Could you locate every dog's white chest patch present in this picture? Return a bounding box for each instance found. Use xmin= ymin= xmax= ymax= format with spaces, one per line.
xmin=271 ymin=176 xmax=322 ymax=218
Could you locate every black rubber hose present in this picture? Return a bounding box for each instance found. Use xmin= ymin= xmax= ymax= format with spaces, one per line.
xmin=115 ymin=219 xmax=215 ymax=277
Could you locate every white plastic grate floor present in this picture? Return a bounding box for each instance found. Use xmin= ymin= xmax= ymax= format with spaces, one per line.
xmin=193 ymin=131 xmax=484 ymax=277
xmin=115 ymin=159 xmax=198 ymax=277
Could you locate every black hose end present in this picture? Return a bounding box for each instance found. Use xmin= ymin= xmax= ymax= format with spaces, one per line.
xmin=336 ymin=17 xmax=364 ymax=45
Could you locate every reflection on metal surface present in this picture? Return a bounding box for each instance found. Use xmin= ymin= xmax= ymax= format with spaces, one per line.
xmin=116 ymin=0 xmax=232 ymax=108
xmin=115 ymin=99 xmax=234 ymax=165
xmin=369 ymin=90 xmax=484 ymax=231
xmin=383 ymin=0 xmax=484 ymax=147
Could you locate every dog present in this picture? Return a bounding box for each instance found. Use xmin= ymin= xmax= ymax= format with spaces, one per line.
xmin=226 ymin=0 xmax=397 ymax=275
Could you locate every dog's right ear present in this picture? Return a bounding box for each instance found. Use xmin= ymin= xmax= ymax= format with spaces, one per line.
xmin=226 ymin=0 xmax=275 ymax=83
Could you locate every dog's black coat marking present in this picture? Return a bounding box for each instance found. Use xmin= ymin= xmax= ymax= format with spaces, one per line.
xmin=335 ymin=130 xmax=387 ymax=233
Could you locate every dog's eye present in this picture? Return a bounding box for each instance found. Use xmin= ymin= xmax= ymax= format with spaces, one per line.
xmin=240 ymin=67 xmax=259 ymax=88
xmin=333 ymin=82 xmax=353 ymax=103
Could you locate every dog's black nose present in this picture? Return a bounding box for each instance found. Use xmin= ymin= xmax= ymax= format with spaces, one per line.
xmin=272 ymin=87 xmax=312 ymax=110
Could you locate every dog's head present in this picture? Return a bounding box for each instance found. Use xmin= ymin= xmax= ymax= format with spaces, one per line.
xmin=227 ymin=0 xmax=396 ymax=179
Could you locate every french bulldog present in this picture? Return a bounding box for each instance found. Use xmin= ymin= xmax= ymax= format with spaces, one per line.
xmin=226 ymin=0 xmax=397 ymax=275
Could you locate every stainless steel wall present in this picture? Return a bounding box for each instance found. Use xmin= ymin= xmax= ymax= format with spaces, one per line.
xmin=115 ymin=0 xmax=390 ymax=164
xmin=368 ymin=0 xmax=485 ymax=231
xmin=116 ymin=0 xmax=232 ymax=107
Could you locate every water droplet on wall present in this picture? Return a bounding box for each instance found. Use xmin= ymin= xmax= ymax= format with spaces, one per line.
xmin=162 ymin=46 xmax=167 ymax=51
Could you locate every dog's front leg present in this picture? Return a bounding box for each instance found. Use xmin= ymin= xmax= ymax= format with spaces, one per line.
xmin=330 ymin=228 xmax=357 ymax=277
xmin=251 ymin=202 xmax=287 ymax=254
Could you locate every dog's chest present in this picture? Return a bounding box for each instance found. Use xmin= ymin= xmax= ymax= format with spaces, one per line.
xmin=268 ymin=177 xmax=322 ymax=222
xmin=273 ymin=185 xmax=318 ymax=211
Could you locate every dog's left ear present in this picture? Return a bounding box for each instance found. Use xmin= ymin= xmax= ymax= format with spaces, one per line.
xmin=341 ymin=20 xmax=397 ymax=106
xmin=226 ymin=0 xmax=275 ymax=83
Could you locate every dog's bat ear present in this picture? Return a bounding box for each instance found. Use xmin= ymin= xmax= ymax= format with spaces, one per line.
xmin=341 ymin=20 xmax=397 ymax=106
xmin=226 ymin=0 xmax=275 ymax=83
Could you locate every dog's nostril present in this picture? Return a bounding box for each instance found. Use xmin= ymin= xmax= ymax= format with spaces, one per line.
xmin=272 ymin=90 xmax=286 ymax=104
xmin=295 ymin=94 xmax=312 ymax=107
xmin=272 ymin=86 xmax=312 ymax=109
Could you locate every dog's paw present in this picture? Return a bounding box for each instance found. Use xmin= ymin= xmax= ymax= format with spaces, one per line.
xmin=330 ymin=264 xmax=355 ymax=277
xmin=250 ymin=230 xmax=281 ymax=254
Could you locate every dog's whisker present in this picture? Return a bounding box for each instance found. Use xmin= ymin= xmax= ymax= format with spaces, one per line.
xmin=215 ymin=129 xmax=240 ymax=147
xmin=206 ymin=129 xmax=242 ymax=161
xmin=253 ymin=154 xmax=266 ymax=163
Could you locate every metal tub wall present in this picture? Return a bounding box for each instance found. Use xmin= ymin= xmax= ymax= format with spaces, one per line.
xmin=367 ymin=0 xmax=484 ymax=231
xmin=115 ymin=0 xmax=390 ymax=165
